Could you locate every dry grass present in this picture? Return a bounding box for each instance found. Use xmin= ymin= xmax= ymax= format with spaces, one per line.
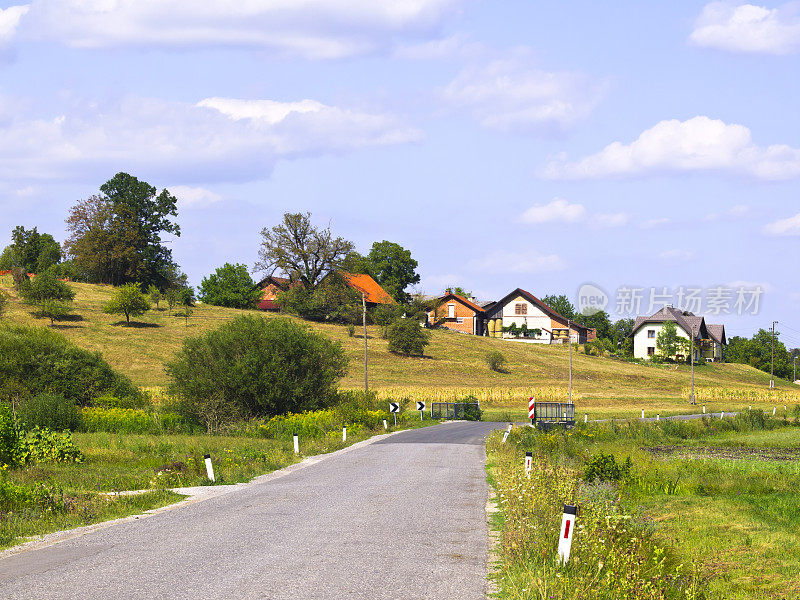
xmin=1 ymin=277 xmax=793 ymax=401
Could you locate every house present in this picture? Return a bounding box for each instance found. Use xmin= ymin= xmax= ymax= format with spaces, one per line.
xmin=631 ymin=306 xmax=726 ymax=362
xmin=705 ymin=323 xmax=727 ymax=361
xmin=258 ymin=271 xmax=395 ymax=311
xmin=256 ymin=275 xmax=300 ymax=311
xmin=483 ymin=288 xmax=592 ymax=344
xmin=426 ymin=293 xmax=486 ymax=335
xmin=323 ymin=271 xmax=395 ymax=307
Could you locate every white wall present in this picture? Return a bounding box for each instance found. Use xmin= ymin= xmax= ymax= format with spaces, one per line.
xmin=633 ymin=322 xmax=697 ymax=360
xmin=500 ymin=295 xmax=552 ymax=342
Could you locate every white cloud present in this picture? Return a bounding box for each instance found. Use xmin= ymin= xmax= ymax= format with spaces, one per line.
xmin=763 ymin=212 xmax=800 ymax=236
xmin=441 ymin=54 xmax=605 ymax=132
xmin=690 ymin=2 xmax=800 ymax=54
xmin=592 ymin=212 xmax=630 ymax=228
xmin=468 ymin=250 xmax=566 ymax=274
xmin=0 ymin=5 xmax=28 ymax=42
xmin=659 ymin=249 xmax=695 ymax=262
xmin=169 ymin=185 xmax=222 ymax=209
xmin=705 ymin=203 xmax=750 ymax=221
xmin=0 ymin=95 xmax=422 ymax=183
xmin=520 ymin=198 xmax=628 ymax=229
xmin=393 ymin=34 xmax=480 ymax=60
xmin=521 ymin=198 xmax=586 ymax=224
xmin=16 ymin=0 xmax=461 ymax=58
xmin=640 ymin=218 xmax=671 ymax=229
xmin=541 ymin=116 xmax=800 ymax=180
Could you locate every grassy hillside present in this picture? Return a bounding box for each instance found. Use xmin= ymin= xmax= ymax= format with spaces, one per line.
xmin=1 ymin=277 xmax=794 ymax=401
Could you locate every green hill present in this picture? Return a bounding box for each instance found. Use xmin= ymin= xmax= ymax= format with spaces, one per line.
xmin=0 ymin=277 xmax=793 ymax=403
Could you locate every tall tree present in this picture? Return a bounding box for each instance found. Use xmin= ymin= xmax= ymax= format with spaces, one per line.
xmin=100 ymin=173 xmax=180 ymax=289
xmin=255 ymin=212 xmax=353 ymax=289
xmin=575 ymin=310 xmax=612 ymax=340
xmin=367 ymin=241 xmax=420 ymax=303
xmin=542 ymin=294 xmax=576 ymax=320
xmin=64 ymin=195 xmax=138 ymax=285
xmin=64 ymin=174 xmax=180 ymax=288
xmin=656 ymin=320 xmax=682 ymax=359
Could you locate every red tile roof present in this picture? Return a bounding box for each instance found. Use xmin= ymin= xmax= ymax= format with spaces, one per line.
xmin=434 ymin=293 xmax=485 ymax=313
xmin=338 ymin=272 xmax=395 ymax=304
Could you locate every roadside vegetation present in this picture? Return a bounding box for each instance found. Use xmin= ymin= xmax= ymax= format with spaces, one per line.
xmin=487 ymin=411 xmax=800 ymax=599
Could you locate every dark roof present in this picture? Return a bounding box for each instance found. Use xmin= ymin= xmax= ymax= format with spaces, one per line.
xmin=432 ymin=293 xmax=485 ymax=313
xmin=707 ymin=324 xmax=727 ymax=345
xmin=485 ymin=288 xmax=590 ymax=332
xmin=256 ymin=275 xmax=295 ymax=289
xmin=631 ymin=306 xmax=709 ymax=339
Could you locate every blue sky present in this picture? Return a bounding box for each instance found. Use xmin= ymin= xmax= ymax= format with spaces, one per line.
xmin=0 ymin=1 xmax=798 ymax=342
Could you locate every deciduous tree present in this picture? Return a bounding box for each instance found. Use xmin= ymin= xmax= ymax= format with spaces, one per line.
xmin=104 ymin=283 xmax=151 ymax=324
xmin=255 ymin=212 xmax=353 ymax=289
xmin=367 ymin=241 xmax=420 ymax=303
xmin=199 ymin=263 xmax=262 ymax=309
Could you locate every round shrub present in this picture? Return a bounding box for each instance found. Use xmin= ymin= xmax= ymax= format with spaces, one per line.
xmin=166 ymin=316 xmax=348 ymax=432
xmin=18 ymin=393 xmax=81 ymax=431
xmin=0 ymin=325 xmax=142 ymax=406
xmin=486 ymin=350 xmax=508 ymax=373
xmin=0 ymin=404 xmax=22 ymax=467
xmin=387 ymin=319 xmax=430 ymax=357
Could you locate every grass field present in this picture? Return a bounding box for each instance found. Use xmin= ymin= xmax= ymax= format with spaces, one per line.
xmin=487 ymin=415 xmax=800 ymax=600
xmin=1 ymin=277 xmax=795 ymax=404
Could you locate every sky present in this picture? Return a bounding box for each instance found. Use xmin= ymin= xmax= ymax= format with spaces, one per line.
xmin=0 ymin=1 xmax=798 ymax=343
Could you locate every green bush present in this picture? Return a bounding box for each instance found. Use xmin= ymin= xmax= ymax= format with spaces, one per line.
xmin=80 ymin=407 xmax=191 ymax=435
xmin=387 ymin=319 xmax=430 ymax=356
xmin=277 ymin=277 xmax=361 ymax=323
xmin=0 ymin=325 xmax=141 ymax=406
xmin=103 ymin=283 xmax=151 ymax=324
xmin=167 ymin=316 xmax=348 ymax=431
xmin=19 ymin=428 xmax=83 ymax=464
xmin=0 ymin=405 xmax=23 ymax=468
xmin=18 ymin=393 xmax=81 ymax=431
xmin=486 ymin=350 xmax=508 ymax=373
xmin=583 ymin=453 xmax=633 ymax=483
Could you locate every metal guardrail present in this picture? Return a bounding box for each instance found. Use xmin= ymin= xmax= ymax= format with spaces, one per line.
xmin=431 ymin=402 xmax=480 ymax=420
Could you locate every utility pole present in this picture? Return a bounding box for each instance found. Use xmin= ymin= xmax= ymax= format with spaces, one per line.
xmin=567 ymin=319 xmax=573 ymax=403
xmin=770 ymin=320 xmax=778 ymax=389
xmin=794 ymin=355 xmax=797 ymax=383
xmin=689 ymin=323 xmax=696 ymax=404
xmin=362 ymin=292 xmax=368 ymax=394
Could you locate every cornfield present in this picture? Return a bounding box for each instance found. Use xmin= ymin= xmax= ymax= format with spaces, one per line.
xmin=681 ymin=387 xmax=800 ymax=403
xmin=369 ymin=386 xmax=578 ymax=407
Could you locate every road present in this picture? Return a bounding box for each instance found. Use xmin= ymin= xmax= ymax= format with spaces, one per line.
xmin=0 ymin=421 xmax=506 ymax=600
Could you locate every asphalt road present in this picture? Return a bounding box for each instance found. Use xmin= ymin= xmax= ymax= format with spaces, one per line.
xmin=0 ymin=421 xmax=506 ymax=600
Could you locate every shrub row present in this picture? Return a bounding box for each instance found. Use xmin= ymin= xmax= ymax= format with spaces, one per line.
xmin=80 ymin=407 xmax=194 ymax=435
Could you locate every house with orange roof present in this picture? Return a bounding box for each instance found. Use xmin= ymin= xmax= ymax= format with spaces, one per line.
xmin=256 ymin=275 xmax=300 ymax=311
xmin=328 ymin=271 xmax=395 ymax=307
xmin=426 ymin=292 xmax=487 ymax=335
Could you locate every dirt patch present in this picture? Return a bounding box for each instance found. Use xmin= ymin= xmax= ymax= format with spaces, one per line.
xmin=645 ymin=445 xmax=800 ymax=462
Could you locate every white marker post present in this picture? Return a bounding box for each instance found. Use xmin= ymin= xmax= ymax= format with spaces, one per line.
xmin=528 ymin=397 xmax=536 ymax=425
xmin=502 ymin=430 xmax=509 ymax=444
xmin=342 ymin=427 xmax=347 ymax=442
xmin=389 ymin=402 xmax=399 ymax=426
xmin=703 ymin=405 xmax=706 ymax=414
xmin=656 ymin=414 xmax=660 ymax=421
xmin=416 ymin=401 xmax=426 ymax=421
xmin=558 ymin=505 xmax=577 ymax=564
xmin=293 ymin=434 xmax=300 ymax=454
xmin=204 ymin=453 xmax=215 ymax=483
xmin=584 ymin=413 xmax=588 ymax=424
xmin=749 ymin=405 xmax=752 ymax=411
xmin=524 ymin=451 xmax=532 ymax=477
xmin=383 ymin=419 xmax=388 ymax=430
xmin=773 ymin=407 xmax=777 ymax=416
xmin=641 ymin=409 xmax=645 ymax=419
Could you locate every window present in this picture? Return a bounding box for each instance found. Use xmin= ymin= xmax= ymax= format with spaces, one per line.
xmin=447 ymin=304 xmax=455 ymax=318
xmin=515 ymin=303 xmax=527 ymax=315
xmin=647 ymin=346 xmax=655 ymax=356
xmin=647 ymin=330 xmax=655 ymax=338
xmin=456 ymin=317 xmax=464 ymax=324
